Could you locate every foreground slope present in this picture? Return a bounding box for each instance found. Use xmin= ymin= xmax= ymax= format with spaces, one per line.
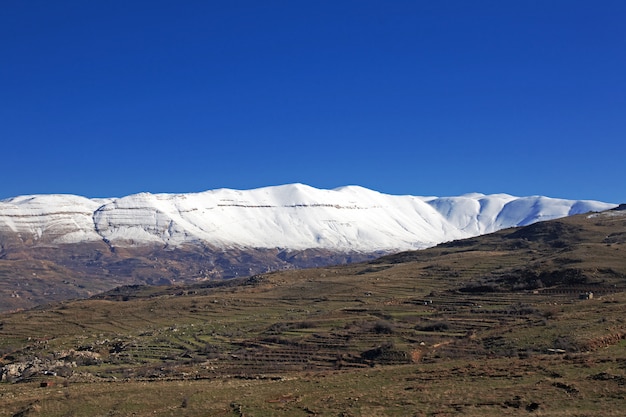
xmin=0 ymin=184 xmax=615 ymax=311
xmin=1 ymin=206 xmax=625 ymax=415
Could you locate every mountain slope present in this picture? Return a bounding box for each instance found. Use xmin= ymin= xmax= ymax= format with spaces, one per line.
xmin=0 ymin=184 xmax=616 ymax=311
xmin=1 ymin=184 xmax=615 ymax=252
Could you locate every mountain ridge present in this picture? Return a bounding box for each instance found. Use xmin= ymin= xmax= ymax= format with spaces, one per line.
xmin=0 ymin=184 xmax=617 ymax=311
xmin=0 ymin=183 xmax=616 ymax=252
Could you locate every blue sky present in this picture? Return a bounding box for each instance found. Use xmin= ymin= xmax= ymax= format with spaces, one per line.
xmin=2 ymin=1 xmax=625 ymax=203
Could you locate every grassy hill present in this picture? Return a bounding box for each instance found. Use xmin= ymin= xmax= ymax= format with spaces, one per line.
xmin=1 ymin=207 xmax=625 ymax=416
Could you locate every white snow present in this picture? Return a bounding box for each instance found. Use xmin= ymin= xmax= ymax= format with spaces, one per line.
xmin=0 ymin=184 xmax=617 ymax=251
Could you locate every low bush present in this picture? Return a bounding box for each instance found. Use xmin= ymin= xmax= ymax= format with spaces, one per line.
xmin=417 ymin=321 xmax=450 ymax=332
xmin=372 ymin=320 xmax=395 ymax=334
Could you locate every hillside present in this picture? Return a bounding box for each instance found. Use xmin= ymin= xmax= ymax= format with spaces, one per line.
xmin=0 ymin=184 xmax=615 ymax=311
xmin=0 ymin=206 xmax=625 ymax=416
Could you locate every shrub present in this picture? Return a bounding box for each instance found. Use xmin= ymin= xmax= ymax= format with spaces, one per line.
xmin=554 ymin=336 xmax=580 ymax=352
xmin=265 ymin=322 xmax=287 ymax=335
xmin=293 ymin=321 xmax=315 ymax=329
xmin=372 ymin=320 xmax=394 ymax=334
xmin=417 ymin=321 xmax=450 ymax=332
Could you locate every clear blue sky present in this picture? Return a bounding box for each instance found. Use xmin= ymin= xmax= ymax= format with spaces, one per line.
xmin=2 ymin=1 xmax=625 ymax=203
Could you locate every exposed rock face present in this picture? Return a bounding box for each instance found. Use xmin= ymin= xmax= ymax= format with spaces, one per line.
xmin=0 ymin=348 xmax=103 ymax=382
xmin=1 ymin=357 xmax=73 ymax=382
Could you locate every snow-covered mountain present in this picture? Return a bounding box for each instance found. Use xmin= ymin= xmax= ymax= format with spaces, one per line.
xmin=0 ymin=184 xmax=618 ymax=311
xmin=0 ymin=184 xmax=616 ymax=252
